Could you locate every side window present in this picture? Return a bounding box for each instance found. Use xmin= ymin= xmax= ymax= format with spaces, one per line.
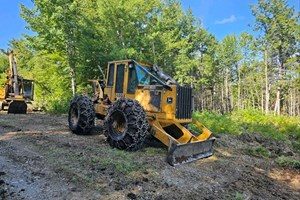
xmin=127 ymin=63 xmax=138 ymax=94
xmin=23 ymin=80 xmax=34 ymax=100
xmin=115 ymin=64 xmax=125 ymax=93
xmin=107 ymin=63 xmax=114 ymax=86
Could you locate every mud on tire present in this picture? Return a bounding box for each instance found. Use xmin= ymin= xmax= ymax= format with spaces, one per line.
xmin=103 ymin=98 xmax=149 ymax=151
xmin=68 ymin=95 xmax=95 ymax=134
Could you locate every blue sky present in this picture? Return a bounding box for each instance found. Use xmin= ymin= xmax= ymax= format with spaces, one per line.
xmin=181 ymin=0 xmax=258 ymax=39
xmin=0 ymin=0 xmax=34 ymax=50
xmin=181 ymin=0 xmax=299 ymax=40
xmin=0 ymin=0 xmax=299 ymax=50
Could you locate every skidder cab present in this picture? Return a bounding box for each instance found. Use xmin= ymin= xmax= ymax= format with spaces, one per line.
xmin=68 ymin=60 xmax=215 ymax=165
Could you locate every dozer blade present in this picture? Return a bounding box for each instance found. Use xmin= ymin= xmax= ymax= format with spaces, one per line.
xmin=166 ymin=138 xmax=215 ymax=166
xmin=8 ymin=101 xmax=27 ymax=114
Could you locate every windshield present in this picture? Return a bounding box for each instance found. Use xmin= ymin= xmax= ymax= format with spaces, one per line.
xmin=127 ymin=62 xmax=167 ymax=94
xmin=136 ymin=65 xmax=150 ymax=85
xmin=134 ymin=63 xmax=166 ymax=84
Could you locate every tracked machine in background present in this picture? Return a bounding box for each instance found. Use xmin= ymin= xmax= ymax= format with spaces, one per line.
xmin=68 ymin=60 xmax=215 ymax=165
xmin=0 ymin=51 xmax=34 ymax=114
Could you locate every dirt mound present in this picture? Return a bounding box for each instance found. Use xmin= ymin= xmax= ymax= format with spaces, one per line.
xmin=239 ymin=132 xmax=296 ymax=157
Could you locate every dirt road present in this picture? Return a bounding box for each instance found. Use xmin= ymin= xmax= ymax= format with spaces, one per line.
xmin=0 ymin=112 xmax=299 ymax=199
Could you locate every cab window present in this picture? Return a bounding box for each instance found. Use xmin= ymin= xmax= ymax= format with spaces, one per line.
xmin=115 ymin=64 xmax=125 ymax=93
xmin=107 ymin=63 xmax=114 ymax=86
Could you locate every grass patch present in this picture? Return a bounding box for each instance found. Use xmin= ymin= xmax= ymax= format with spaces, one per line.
xmin=33 ymin=143 xmax=154 ymax=190
xmin=234 ymin=192 xmax=244 ymax=200
xmin=225 ymin=192 xmax=244 ymax=200
xmin=100 ymin=149 xmax=149 ymax=175
xmin=232 ymin=109 xmax=299 ymax=141
xmin=243 ymin=146 xmax=270 ymax=158
xmin=37 ymin=146 xmax=99 ymax=187
xmin=292 ymin=141 xmax=300 ymax=153
xmin=47 ymin=146 xmax=148 ymax=175
xmin=276 ymin=156 xmax=300 ymax=170
xmin=192 ymin=111 xmax=239 ymax=134
xmin=192 ymin=109 xmax=300 ymax=144
xmin=143 ymin=147 xmax=166 ymax=155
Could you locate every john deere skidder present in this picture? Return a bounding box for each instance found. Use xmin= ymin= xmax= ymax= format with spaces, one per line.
xmin=68 ymin=60 xmax=215 ymax=165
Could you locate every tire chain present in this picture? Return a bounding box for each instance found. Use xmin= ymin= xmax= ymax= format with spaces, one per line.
xmin=104 ymin=97 xmax=149 ymax=151
xmin=68 ymin=95 xmax=95 ymax=134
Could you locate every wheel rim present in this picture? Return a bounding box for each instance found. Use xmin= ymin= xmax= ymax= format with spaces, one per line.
xmin=109 ymin=110 xmax=127 ymax=140
xmin=70 ymin=104 xmax=79 ymax=126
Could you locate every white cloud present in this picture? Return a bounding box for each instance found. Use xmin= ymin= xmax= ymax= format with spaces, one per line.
xmin=215 ymin=15 xmax=237 ymax=24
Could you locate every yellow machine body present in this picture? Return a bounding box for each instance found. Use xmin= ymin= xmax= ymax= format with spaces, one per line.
xmin=90 ymin=60 xmax=214 ymax=165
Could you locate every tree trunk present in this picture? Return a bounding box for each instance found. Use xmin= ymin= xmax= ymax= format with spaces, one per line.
xmin=264 ymin=49 xmax=269 ymax=114
xmin=221 ymin=84 xmax=225 ymax=114
xmin=274 ymin=86 xmax=281 ymax=115
xmin=70 ymin=64 xmax=77 ymax=96
xmin=211 ymin=85 xmax=214 ymax=112
xmin=237 ymin=66 xmax=241 ymax=110
xmin=274 ymin=61 xmax=284 ymax=115
xmin=251 ymin=90 xmax=254 ymax=108
xmin=225 ymin=67 xmax=231 ymax=112
xmin=67 ymin=43 xmax=77 ymax=96
xmin=261 ymin=87 xmax=264 ymax=112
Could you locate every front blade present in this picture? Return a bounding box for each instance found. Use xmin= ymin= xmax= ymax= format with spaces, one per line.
xmin=166 ymin=138 xmax=215 ymax=166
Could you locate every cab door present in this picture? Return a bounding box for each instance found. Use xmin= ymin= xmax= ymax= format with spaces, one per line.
xmin=115 ymin=63 xmax=126 ymax=100
xmin=105 ymin=63 xmax=115 ymax=101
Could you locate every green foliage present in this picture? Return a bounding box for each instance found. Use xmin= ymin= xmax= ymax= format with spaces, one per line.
xmin=218 ymin=34 xmax=241 ymax=71
xmin=292 ymin=141 xmax=300 ymax=152
xmin=17 ymin=0 xmax=218 ymax=113
xmin=192 ymin=109 xmax=300 ymax=142
xmin=251 ymin=0 xmax=299 ymax=58
xmin=232 ymin=109 xmax=300 ymax=140
xmin=243 ymin=146 xmax=270 ymax=158
xmin=46 ymin=95 xmax=72 ymax=114
xmin=192 ymin=111 xmax=240 ymax=134
xmin=31 ymin=52 xmax=72 ymax=113
xmin=0 ymin=53 xmax=9 ymax=73
xmin=250 ymin=0 xmax=300 ymax=115
xmin=0 ymin=73 xmax=6 ymax=86
xmin=0 ymin=53 xmax=8 ymax=86
xmin=276 ymin=156 xmax=300 ymax=169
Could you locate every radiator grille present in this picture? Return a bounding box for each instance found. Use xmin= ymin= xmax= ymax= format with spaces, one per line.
xmin=176 ymin=86 xmax=193 ymax=119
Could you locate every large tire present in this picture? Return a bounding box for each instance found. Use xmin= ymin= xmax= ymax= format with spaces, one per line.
xmin=8 ymin=101 xmax=27 ymax=114
xmin=103 ymin=98 xmax=149 ymax=151
xmin=68 ymin=95 xmax=95 ymax=134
